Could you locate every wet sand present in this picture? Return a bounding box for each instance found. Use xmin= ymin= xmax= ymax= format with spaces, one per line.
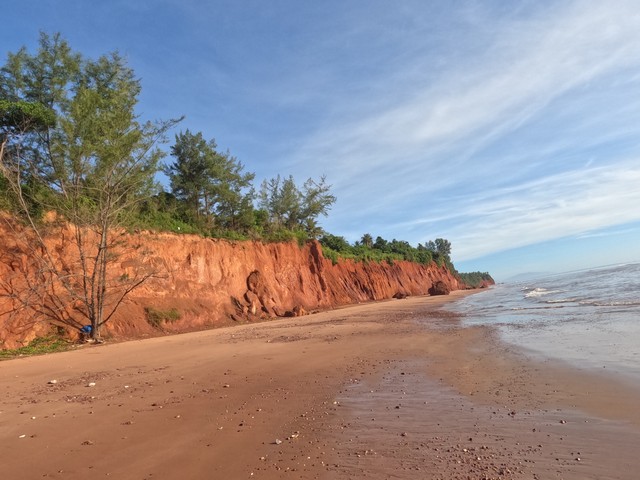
xmin=1 ymin=291 xmax=639 ymax=479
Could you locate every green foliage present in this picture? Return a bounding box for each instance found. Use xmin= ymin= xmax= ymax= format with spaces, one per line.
xmin=301 ymin=176 xmax=336 ymax=225
xmin=1 ymin=32 xmax=81 ymax=189
xmin=260 ymin=227 xmax=309 ymax=246
xmin=258 ymin=174 xmax=335 ymax=235
xmin=414 ymin=243 xmax=434 ymax=265
xmin=373 ymin=236 xmax=388 ymax=250
xmin=0 ymin=100 xmax=55 ymax=212
xmin=0 ymin=32 xmax=82 ymax=109
xmin=145 ymin=307 xmax=181 ymax=328
xmin=2 ymin=32 xmax=180 ymax=224
xmin=320 ymin=233 xmax=351 ymax=252
xmin=133 ymin=192 xmax=200 ymax=234
xmin=293 ymin=229 xmax=310 ymax=247
xmin=424 ymin=238 xmax=452 ymax=259
xmin=166 ymin=130 xmax=255 ymax=231
xmin=0 ymin=173 xmax=7 ymax=205
xmin=0 ymin=335 xmax=71 ymax=359
xmin=458 ymin=271 xmax=494 ymax=288
xmin=259 ymin=175 xmax=299 ymax=229
xmin=320 ymin=233 xmax=417 ymax=265
xmin=315 ymin=233 xmax=466 ymax=274
xmin=134 ymin=209 xmax=199 ymax=234
xmin=0 ymin=100 xmax=55 ymax=131
xmin=321 ymin=246 xmax=340 ymax=265
xmin=214 ymin=229 xmax=250 ymax=242
xmin=360 ymin=233 xmax=373 ymax=248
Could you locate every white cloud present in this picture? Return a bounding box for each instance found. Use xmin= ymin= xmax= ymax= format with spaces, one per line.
xmin=305 ymin=1 xmax=639 ymax=169
xmin=444 ymin=159 xmax=640 ymax=260
xmin=285 ymin=1 xmax=640 ymax=262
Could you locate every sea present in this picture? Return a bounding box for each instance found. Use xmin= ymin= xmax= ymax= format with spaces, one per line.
xmin=446 ymin=262 xmax=640 ymax=380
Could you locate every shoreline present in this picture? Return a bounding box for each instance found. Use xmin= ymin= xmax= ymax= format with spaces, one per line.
xmin=1 ymin=291 xmax=638 ymax=478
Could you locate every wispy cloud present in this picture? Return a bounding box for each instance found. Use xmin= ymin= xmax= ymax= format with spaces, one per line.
xmin=282 ymin=1 xmax=640 ymax=260
xmin=441 ymin=159 xmax=640 ymax=259
xmin=576 ymin=225 xmax=640 ymax=240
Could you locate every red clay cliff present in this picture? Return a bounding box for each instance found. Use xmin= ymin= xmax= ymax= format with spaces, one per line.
xmin=0 ymin=222 xmax=464 ymax=349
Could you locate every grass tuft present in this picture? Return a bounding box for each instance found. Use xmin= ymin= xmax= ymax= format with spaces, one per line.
xmin=0 ymin=335 xmax=71 ymax=359
xmin=145 ymin=307 xmax=181 ymax=328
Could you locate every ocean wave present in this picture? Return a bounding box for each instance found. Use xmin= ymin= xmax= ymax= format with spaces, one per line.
xmin=509 ymin=305 xmax=566 ymax=311
xmin=454 ymin=263 xmax=640 ymax=377
xmin=545 ymin=297 xmax=583 ymax=304
xmin=524 ymin=288 xmax=562 ymax=298
xmin=581 ymin=300 xmax=640 ymax=307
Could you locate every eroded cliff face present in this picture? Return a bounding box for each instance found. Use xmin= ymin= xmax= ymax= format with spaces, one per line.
xmin=0 ymin=223 xmax=463 ymax=349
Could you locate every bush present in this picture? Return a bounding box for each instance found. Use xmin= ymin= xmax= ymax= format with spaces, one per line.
xmin=145 ymin=307 xmax=181 ymax=328
xmin=319 ymin=233 xmax=351 ymax=252
xmin=214 ymin=229 xmax=250 ymax=242
xmin=0 ymin=335 xmax=70 ymax=358
xmin=260 ymin=228 xmax=310 ymax=246
xmin=321 ymin=247 xmax=340 ymax=265
xmin=458 ymin=271 xmax=494 ymax=288
xmin=133 ymin=210 xmax=199 ymax=234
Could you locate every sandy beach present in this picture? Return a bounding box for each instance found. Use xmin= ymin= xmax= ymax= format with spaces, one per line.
xmin=2 ymin=291 xmax=639 ymax=479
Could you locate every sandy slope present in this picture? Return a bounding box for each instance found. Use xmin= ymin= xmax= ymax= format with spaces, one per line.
xmin=1 ymin=291 xmax=639 ymax=479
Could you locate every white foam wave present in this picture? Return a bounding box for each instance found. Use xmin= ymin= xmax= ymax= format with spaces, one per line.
xmin=524 ymin=288 xmax=562 ymax=298
xmin=546 ymin=297 xmax=583 ymax=304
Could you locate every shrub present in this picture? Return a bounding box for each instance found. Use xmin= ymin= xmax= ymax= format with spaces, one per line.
xmin=321 ymin=247 xmax=340 ymax=265
xmin=458 ymin=271 xmax=494 ymax=288
xmin=145 ymin=307 xmax=181 ymax=328
xmin=319 ymin=233 xmax=351 ymax=252
xmin=133 ymin=210 xmax=199 ymax=234
xmin=0 ymin=335 xmax=70 ymax=359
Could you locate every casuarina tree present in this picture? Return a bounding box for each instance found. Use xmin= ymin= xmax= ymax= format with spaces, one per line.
xmin=166 ymin=130 xmax=255 ymax=232
xmin=0 ymin=32 xmax=181 ymax=339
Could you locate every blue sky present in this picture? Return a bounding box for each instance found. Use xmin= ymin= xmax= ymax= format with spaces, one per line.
xmin=3 ymin=1 xmax=640 ymax=280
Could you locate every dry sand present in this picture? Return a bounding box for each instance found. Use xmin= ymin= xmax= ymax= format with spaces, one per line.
xmin=2 ymin=291 xmax=639 ymax=479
